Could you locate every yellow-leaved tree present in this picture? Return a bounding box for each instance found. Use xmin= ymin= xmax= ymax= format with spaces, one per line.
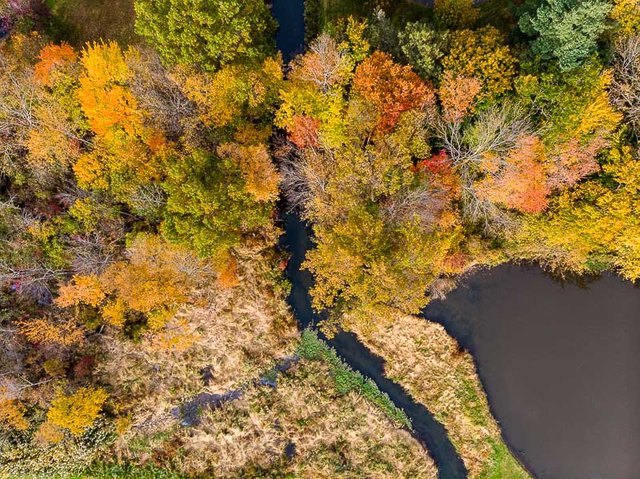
xmin=46 ymin=387 xmax=108 ymax=436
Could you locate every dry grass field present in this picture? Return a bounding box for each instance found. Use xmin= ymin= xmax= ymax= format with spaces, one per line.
xmin=352 ymin=315 xmax=532 ymax=479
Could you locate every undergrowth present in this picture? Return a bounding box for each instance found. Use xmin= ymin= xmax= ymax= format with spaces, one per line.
xmin=297 ymin=329 xmax=411 ymax=429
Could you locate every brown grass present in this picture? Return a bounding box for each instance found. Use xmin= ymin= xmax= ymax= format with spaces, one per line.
xmin=143 ymin=360 xmax=437 ymax=478
xmin=97 ymin=256 xmax=298 ymax=436
xmin=96 ymin=255 xmax=436 ymax=478
xmin=352 ymin=315 xmax=530 ymax=479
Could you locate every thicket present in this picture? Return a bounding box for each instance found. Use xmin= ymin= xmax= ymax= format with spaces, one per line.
xmin=280 ymin=0 xmax=640 ymax=332
xmin=1 ymin=0 xmax=640 ymax=476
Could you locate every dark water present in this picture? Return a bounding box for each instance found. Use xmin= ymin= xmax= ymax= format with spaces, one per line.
xmin=281 ymin=212 xmax=467 ymax=478
xmin=425 ymin=264 xmax=640 ymax=479
xmin=272 ymin=0 xmax=305 ymax=63
xmin=272 ymin=4 xmax=466 ymax=478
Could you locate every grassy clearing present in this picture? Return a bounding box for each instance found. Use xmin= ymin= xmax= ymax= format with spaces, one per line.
xmin=297 ymin=329 xmax=412 ymax=428
xmin=45 ymin=0 xmax=139 ymax=46
xmin=352 ymin=315 xmax=531 ymax=479
xmin=194 ymin=358 xmax=435 ymax=478
xmin=106 ymin=357 xmax=436 ymax=478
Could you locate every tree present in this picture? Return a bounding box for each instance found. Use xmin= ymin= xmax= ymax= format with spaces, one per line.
xmin=55 ymin=234 xmax=211 ymax=329
xmin=438 ymin=72 xmax=482 ymax=123
xmin=610 ymin=0 xmax=640 ymax=36
xmin=177 ymin=54 xmax=283 ymax=130
xmin=510 ymin=140 xmax=640 ymax=280
xmin=276 ymin=34 xmax=355 ymax=148
xmin=442 ymin=27 xmax=516 ymax=98
xmin=611 ymin=35 xmax=640 ymax=133
xmin=134 ymin=0 xmax=275 ymax=70
xmin=278 ymin=46 xmax=465 ymax=330
xmin=289 ymin=34 xmax=351 ymax=94
xmin=352 ymin=51 xmax=435 ymax=132
xmin=161 ymin=150 xmax=274 ymax=261
xmin=0 ymin=393 xmax=28 ymax=431
xmin=519 ymin=0 xmax=611 ymax=71
xmin=47 ymin=387 xmax=108 ymax=436
xmin=217 ymin=142 xmax=280 ymax=202
xmin=75 ymin=42 xmax=168 ymax=208
xmin=434 ymin=0 xmax=478 ymax=29
xmin=19 ymin=318 xmax=84 ymax=346
xmin=33 ymin=43 xmax=76 ymax=86
xmin=517 ymin=61 xmax=622 ymax=189
xmin=398 ymin=22 xmax=447 ymax=79
xmin=0 ymin=36 xmax=82 ymax=185
xmin=475 ymin=135 xmax=550 ymax=213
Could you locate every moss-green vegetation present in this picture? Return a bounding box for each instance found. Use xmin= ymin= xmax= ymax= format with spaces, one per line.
xmin=478 ymin=440 xmax=531 ymax=479
xmin=298 ymin=329 xmax=412 ymax=428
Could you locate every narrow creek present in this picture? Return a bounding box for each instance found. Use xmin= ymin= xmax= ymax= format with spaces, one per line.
xmin=273 ymin=2 xmax=640 ymax=479
xmin=279 ymin=212 xmax=467 ymax=478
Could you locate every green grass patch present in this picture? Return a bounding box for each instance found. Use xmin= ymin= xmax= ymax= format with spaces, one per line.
xmin=45 ymin=0 xmax=140 ymax=46
xmin=297 ymin=329 xmax=411 ymax=429
xmin=478 ymin=440 xmax=532 ymax=479
xmin=458 ymin=374 xmax=489 ymax=428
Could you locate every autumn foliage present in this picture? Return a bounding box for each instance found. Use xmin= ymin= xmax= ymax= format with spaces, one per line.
xmin=34 ymin=42 xmax=77 ymax=86
xmin=55 ymin=235 xmax=209 ymax=330
xmin=353 ymin=51 xmax=435 ymax=131
xmin=47 ymin=387 xmax=108 ymax=436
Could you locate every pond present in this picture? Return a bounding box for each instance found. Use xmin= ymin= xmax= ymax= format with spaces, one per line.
xmin=425 ymin=265 xmax=640 ymax=479
xmin=271 ymin=1 xmax=640 ymax=478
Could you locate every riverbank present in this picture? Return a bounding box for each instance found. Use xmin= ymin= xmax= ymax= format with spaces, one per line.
xmin=352 ymin=315 xmax=531 ymax=479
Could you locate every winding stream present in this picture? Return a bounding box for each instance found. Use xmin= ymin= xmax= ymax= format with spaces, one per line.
xmin=280 ymin=212 xmax=467 ymax=478
xmin=272 ymin=3 xmax=640 ymax=479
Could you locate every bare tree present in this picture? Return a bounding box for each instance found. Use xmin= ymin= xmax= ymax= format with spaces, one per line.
xmin=381 ymin=184 xmax=448 ymax=231
xmin=127 ymin=49 xmax=196 ymax=139
xmin=611 ymin=34 xmax=640 ymax=133
xmin=435 ymin=101 xmax=532 ymax=233
xmin=290 ymin=34 xmax=351 ymax=93
xmin=278 ymin=138 xmax=335 ymax=217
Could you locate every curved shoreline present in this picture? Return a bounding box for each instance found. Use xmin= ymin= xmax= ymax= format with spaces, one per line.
xmin=278 ymin=210 xmax=468 ymax=477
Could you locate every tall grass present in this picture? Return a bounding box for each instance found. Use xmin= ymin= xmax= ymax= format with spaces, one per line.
xmin=297 ymin=329 xmax=412 ymax=429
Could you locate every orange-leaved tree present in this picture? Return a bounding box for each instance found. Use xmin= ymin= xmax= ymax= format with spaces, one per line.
xmin=55 ymin=234 xmax=210 ymax=329
xmin=352 ymin=51 xmax=435 ymax=132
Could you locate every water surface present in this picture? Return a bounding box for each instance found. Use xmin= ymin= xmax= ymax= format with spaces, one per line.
xmin=425 ymin=264 xmax=640 ymax=479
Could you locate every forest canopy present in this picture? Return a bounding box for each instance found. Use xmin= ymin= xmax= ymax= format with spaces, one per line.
xmin=0 ymin=0 xmax=639 ymax=476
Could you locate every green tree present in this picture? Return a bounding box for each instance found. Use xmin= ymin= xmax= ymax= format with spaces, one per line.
xmin=519 ymin=0 xmax=612 ymax=71
xmin=398 ymin=22 xmax=447 ymax=79
xmin=134 ymin=0 xmax=276 ymax=70
xmin=161 ymin=149 xmax=274 ymax=261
